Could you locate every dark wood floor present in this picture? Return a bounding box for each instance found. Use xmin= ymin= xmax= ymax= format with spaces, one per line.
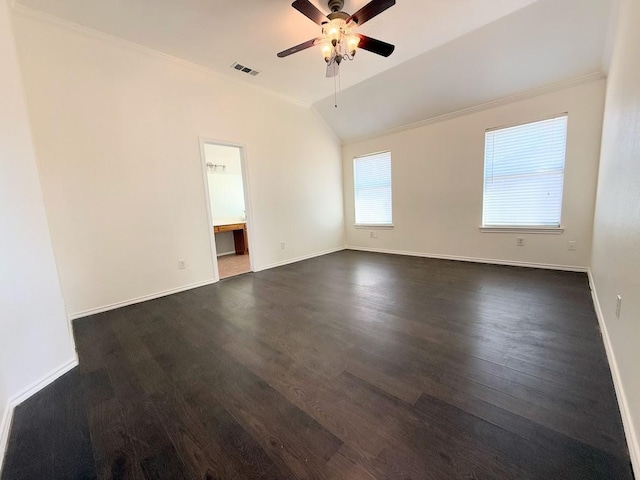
xmin=1 ymin=250 xmax=634 ymax=479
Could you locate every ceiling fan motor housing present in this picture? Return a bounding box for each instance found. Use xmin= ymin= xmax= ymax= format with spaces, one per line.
xmin=328 ymin=0 xmax=345 ymax=13
xmin=327 ymin=11 xmax=350 ymax=21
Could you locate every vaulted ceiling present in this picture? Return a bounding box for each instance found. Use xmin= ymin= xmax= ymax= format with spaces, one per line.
xmin=15 ymin=0 xmax=614 ymax=141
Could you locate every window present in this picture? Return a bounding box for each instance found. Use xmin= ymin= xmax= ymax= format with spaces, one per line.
xmin=482 ymin=115 xmax=568 ymax=228
xmin=354 ymin=151 xmax=392 ymax=226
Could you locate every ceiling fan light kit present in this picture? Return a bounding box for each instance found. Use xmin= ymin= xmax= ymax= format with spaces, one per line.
xmin=320 ymin=13 xmax=360 ymax=67
xmin=278 ymin=0 xmax=396 ymax=79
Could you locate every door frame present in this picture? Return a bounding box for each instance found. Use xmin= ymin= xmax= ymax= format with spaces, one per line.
xmin=198 ymin=137 xmax=256 ymax=281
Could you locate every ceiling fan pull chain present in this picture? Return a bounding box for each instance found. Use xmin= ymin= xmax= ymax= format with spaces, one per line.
xmin=333 ymin=71 xmax=340 ymax=108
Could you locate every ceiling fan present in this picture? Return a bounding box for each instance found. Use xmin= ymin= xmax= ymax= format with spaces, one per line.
xmin=277 ymin=0 xmax=396 ymax=78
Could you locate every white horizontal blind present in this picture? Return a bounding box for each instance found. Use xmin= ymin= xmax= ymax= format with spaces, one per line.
xmin=483 ymin=115 xmax=568 ymax=227
xmin=354 ymin=152 xmax=392 ymax=225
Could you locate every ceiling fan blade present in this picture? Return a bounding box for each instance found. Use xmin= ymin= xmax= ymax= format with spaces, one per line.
xmin=277 ymin=38 xmax=321 ymax=58
xmin=356 ymin=34 xmax=395 ymax=57
xmin=326 ymin=62 xmax=339 ymax=78
xmin=347 ymin=0 xmax=395 ymax=26
xmin=292 ymin=0 xmax=328 ymax=25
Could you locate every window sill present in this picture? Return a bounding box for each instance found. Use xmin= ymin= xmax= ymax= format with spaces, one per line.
xmin=355 ymin=224 xmax=394 ymax=230
xmin=479 ymin=226 xmax=564 ymax=234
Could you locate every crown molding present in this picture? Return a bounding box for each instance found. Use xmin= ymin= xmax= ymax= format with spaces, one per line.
xmin=341 ymin=71 xmax=606 ymax=146
xmin=9 ymin=1 xmax=311 ymax=109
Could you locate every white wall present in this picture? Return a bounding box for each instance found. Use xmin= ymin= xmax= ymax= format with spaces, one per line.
xmin=590 ymin=0 xmax=640 ymax=473
xmin=0 ymin=0 xmax=76 ymax=466
xmin=11 ymin=11 xmax=344 ymax=317
xmin=205 ymin=144 xmax=245 ymax=226
xmin=342 ymin=80 xmax=606 ymax=269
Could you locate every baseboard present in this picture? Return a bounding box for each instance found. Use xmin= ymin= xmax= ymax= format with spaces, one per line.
xmin=0 ymin=403 xmax=11 ymax=476
xmin=587 ymin=270 xmax=640 ymax=478
xmin=255 ymin=246 xmax=347 ymax=272
xmin=347 ymin=246 xmax=588 ymax=272
xmin=68 ymin=279 xmax=217 ymax=321
xmin=69 ymin=248 xmax=348 ymax=320
xmin=216 ymin=250 xmax=236 ymax=257
xmin=0 ymin=357 xmax=78 ymax=473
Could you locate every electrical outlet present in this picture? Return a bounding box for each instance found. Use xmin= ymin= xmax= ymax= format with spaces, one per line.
xmin=616 ymin=295 xmax=622 ymax=318
xmin=568 ymin=241 xmax=577 ymax=251
xmin=178 ymin=260 xmax=186 ymax=270
xmin=280 ymin=241 xmax=286 ymax=249
xmin=516 ymin=237 xmax=525 ymax=247
xmin=370 ymin=231 xmax=378 ymax=239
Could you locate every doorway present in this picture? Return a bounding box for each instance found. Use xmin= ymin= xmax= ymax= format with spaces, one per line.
xmin=201 ymin=141 xmax=253 ymax=280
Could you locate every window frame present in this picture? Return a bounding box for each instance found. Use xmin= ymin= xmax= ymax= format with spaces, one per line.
xmin=353 ymin=151 xmax=394 ymax=228
xmin=480 ymin=114 xmax=568 ymax=234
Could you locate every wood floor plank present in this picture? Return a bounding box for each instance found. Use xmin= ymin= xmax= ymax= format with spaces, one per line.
xmin=101 ymin=350 xmax=193 ymax=480
xmin=182 ymin=387 xmax=282 ymax=479
xmin=81 ymin=368 xmax=145 ymax=480
xmin=332 ymin=371 xmax=527 ymax=479
xmin=222 ymin=338 xmax=389 ymax=459
xmin=1 ymin=381 xmax=55 ymax=478
xmin=180 ymin=349 xmax=344 ymax=479
xmin=324 ymin=450 xmax=379 ymax=480
xmin=2 ymin=250 xmax=633 ymax=479
xmin=52 ymin=369 xmax=97 ymax=479
xmin=414 ymin=391 xmax=633 ymax=480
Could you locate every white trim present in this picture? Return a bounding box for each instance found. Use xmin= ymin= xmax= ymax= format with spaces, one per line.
xmin=485 ymin=112 xmax=568 ymax=133
xmin=199 ymin=139 xmax=221 ymax=282
xmin=587 ymin=270 xmax=640 ymax=478
xmin=68 ymin=279 xmax=216 ymax=321
xmin=254 ymin=247 xmax=346 ymax=272
xmin=342 ymin=72 xmax=606 ymax=146
xmin=216 ymin=250 xmax=237 ymax=257
xmin=353 ymin=150 xmax=391 ymax=160
xmin=6 ymin=358 xmax=78 ymax=407
xmin=0 ymin=357 xmax=78 ymax=473
xmin=347 ymin=246 xmax=588 ymax=272
xmin=0 ymin=405 xmax=10 ymax=475
xmin=9 ymin=2 xmax=310 ymax=109
xmin=479 ymin=227 xmax=564 ymax=234
xmin=355 ymin=224 xmax=394 ymax=230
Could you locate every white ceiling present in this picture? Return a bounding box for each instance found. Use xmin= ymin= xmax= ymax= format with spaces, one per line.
xmin=15 ymin=0 xmax=613 ymax=141
xmin=314 ymin=0 xmax=614 ymax=141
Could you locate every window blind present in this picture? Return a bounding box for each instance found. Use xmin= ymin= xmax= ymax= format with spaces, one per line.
xmin=354 ymin=151 xmax=392 ymax=225
xmin=483 ymin=115 xmax=568 ymax=227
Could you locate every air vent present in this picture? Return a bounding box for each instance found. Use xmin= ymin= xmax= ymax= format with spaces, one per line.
xmin=230 ymin=62 xmax=260 ymax=77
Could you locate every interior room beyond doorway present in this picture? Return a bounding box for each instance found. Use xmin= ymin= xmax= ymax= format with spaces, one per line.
xmin=204 ymin=143 xmax=251 ymax=279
